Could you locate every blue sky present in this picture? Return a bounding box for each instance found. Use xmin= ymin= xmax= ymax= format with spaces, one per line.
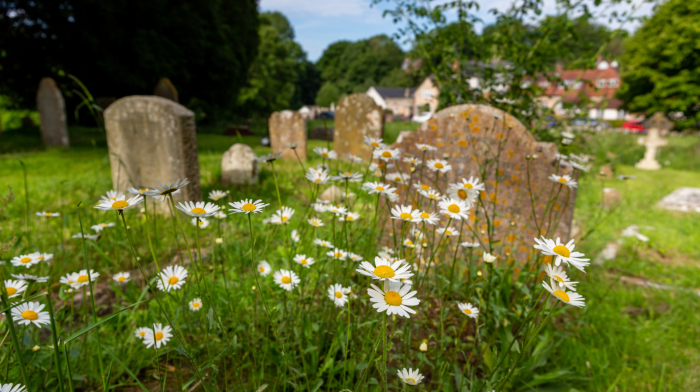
xmin=260 ymin=0 xmax=654 ymax=62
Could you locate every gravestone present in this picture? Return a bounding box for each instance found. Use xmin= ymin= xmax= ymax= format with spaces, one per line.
xmin=36 ymin=77 xmax=69 ymax=148
xmin=221 ymin=143 xmax=258 ymax=186
xmin=602 ymin=188 xmax=620 ymax=208
xmin=319 ymin=185 xmax=343 ymax=203
xmin=269 ymin=110 xmax=307 ymax=160
xmin=104 ymin=96 xmax=201 ymax=201
xmin=154 ymin=78 xmax=179 ymax=102
xmin=390 ymin=104 xmax=576 ymax=262
xmin=656 ymin=187 xmax=700 ymax=213
xmin=334 ymin=94 xmax=383 ymax=161
xmin=635 ymin=129 xmax=668 ymax=170
xmin=643 ymin=112 xmax=674 ymax=136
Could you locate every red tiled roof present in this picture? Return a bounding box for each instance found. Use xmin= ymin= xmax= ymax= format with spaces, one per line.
xmin=538 ymin=67 xmax=621 ymax=102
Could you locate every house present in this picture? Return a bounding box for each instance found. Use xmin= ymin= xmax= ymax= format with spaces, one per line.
xmin=366 ymin=87 xmax=416 ymax=118
xmin=412 ymin=76 xmax=439 ymax=116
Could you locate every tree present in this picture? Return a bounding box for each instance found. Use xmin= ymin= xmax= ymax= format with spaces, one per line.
xmin=315 ymin=82 xmax=341 ymax=107
xmin=617 ymin=0 xmax=700 ymax=127
xmin=0 ymin=0 xmax=259 ymax=122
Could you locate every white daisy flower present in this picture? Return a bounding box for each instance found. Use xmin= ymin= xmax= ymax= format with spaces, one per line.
xmin=294 ymin=254 xmax=315 ymax=268
xmin=437 ymin=226 xmax=460 ymax=237
xmin=403 ymin=156 xmax=421 ymax=165
xmin=332 ymin=171 xmax=363 ymax=182
xmin=134 ymin=327 xmax=151 ymax=340
xmin=99 ymin=190 xmax=123 ymax=203
xmin=3 ymin=280 xmax=27 ymax=298
xmin=327 ymin=205 xmax=348 ymax=215
xmin=533 ymin=237 xmax=590 ymax=272
xmin=413 ymin=183 xmax=432 ymax=191
xmin=328 ymin=284 xmax=351 ymax=307
xmin=176 ymin=201 xmax=220 ymax=217
xmin=447 ymin=185 xmax=479 ymax=206
xmin=327 ymin=248 xmax=348 ymax=261
xmin=544 ymin=264 xmax=578 ymax=291
xmin=91 ymin=222 xmax=116 ymax=232
xmin=390 ymin=205 xmax=421 ymax=223
xmin=570 ymin=161 xmax=591 ymax=172
xmin=460 ymin=242 xmax=480 ymax=248
xmin=143 ymin=323 xmax=173 ymax=349
xmin=271 ymin=207 xmax=295 ymax=224
xmin=339 ymin=212 xmax=360 ymax=222
xmin=31 ymin=251 xmax=53 ymax=263
xmin=403 ymin=239 xmax=415 ymax=248
xmin=457 ymin=302 xmax=479 ymax=319
xmin=483 ymin=253 xmax=497 ymax=263
xmin=257 ymin=261 xmax=272 ymax=276
xmin=347 ymin=252 xmax=363 ymax=262
xmin=291 ymin=229 xmax=300 ymax=243
xmin=357 ymin=256 xmax=413 ymax=282
xmin=156 ymin=265 xmax=188 ymax=292
xmin=306 ymin=167 xmax=331 ymax=184
xmin=548 ymin=174 xmax=578 ymax=188
xmin=342 ymin=191 xmax=357 ymax=199
xmin=188 ymin=298 xmax=203 ymax=312
xmin=387 ymin=172 xmax=406 ymax=184
xmin=418 ymin=188 xmax=441 ymax=200
xmin=10 ymin=254 xmax=40 ymax=268
xmin=438 ymin=198 xmax=471 ymax=220
xmin=258 ymin=152 xmax=282 ymax=163
xmin=426 ymin=159 xmax=452 ymax=173
xmin=400 ymin=277 xmax=413 ymax=286
xmin=314 ymin=238 xmax=334 ymax=248
xmin=72 ymin=233 xmax=99 ymax=240
xmin=273 ymin=269 xmax=300 ymax=291
xmin=364 ymin=136 xmax=385 ymax=149
xmin=127 ymin=187 xmax=151 ymax=196
xmin=398 ymin=368 xmax=425 ymax=385
xmin=367 ymin=280 xmax=420 ymax=318
xmin=0 ymin=384 xmax=27 ymax=392
xmin=451 ymin=176 xmax=485 ymax=192
xmin=145 ymin=178 xmax=190 ymax=199
xmin=11 ymin=301 xmax=50 ymax=328
xmin=60 ymin=272 xmax=79 ymax=287
xmin=229 ymin=199 xmax=270 ymax=214
xmin=373 ymin=147 xmax=400 ymax=161
xmin=95 ymin=195 xmax=143 ymax=212
xmin=67 ymin=269 xmax=100 ymax=289
xmin=112 ymin=272 xmax=131 ymax=284
xmin=362 ymin=182 xmax=396 ymax=195
xmin=381 ymin=246 xmax=395 ymax=255
xmin=36 ymin=212 xmax=59 ymax=217
xmin=348 ymin=154 xmax=363 ymax=163
xmin=13 ymin=274 xmax=48 ymax=283
xmin=415 ymin=143 xmax=437 ymax=152
xmin=312 ymin=202 xmax=328 ymax=213
xmin=313 ymin=147 xmax=337 ymax=160
xmin=417 ymin=211 xmax=440 ymax=225
xmin=542 ymin=282 xmax=585 ymax=307
xmin=190 ymin=217 xmax=209 ymax=228
xmin=213 ymin=211 xmax=227 ymax=219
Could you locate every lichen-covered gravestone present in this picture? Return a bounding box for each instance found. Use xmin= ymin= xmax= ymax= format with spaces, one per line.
xmin=104 ymin=96 xmax=201 ymax=201
xmin=334 ymin=94 xmax=383 ymax=161
xmin=154 ymin=78 xmax=179 ymax=102
xmin=221 ymin=143 xmax=258 ymax=186
xmin=36 ymin=77 xmax=69 ymax=148
xmin=391 ymin=104 xmax=576 ymax=262
xmin=269 ymin=110 xmax=307 ymax=160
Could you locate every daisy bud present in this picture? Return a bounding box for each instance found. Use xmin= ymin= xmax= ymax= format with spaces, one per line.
xmin=32 ymin=345 xmax=41 ymax=352
xmin=419 ymin=341 xmax=428 ymax=352
xmin=477 ymin=271 xmax=482 ymax=276
xmin=483 ymin=253 xmax=497 ymax=263
xmin=215 ymin=238 xmax=223 ymax=244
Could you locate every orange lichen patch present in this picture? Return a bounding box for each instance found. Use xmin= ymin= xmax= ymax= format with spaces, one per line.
xmin=543 ymin=255 xmax=553 ymax=265
xmin=437 ymin=142 xmax=443 ymax=147
xmin=472 ymin=114 xmax=480 ymax=122
xmin=456 ymin=131 xmax=463 ymax=136
xmin=497 ymin=169 xmax=503 ymax=176
xmin=469 ymin=214 xmax=476 ymax=221
xmin=504 ymin=180 xmax=511 ymax=186
xmin=496 ymin=133 xmax=503 ymax=140
xmin=493 ymin=219 xmax=502 ymax=227
xmin=431 ymin=124 xmax=437 ymax=131
xmin=537 ymin=270 xmax=548 ymax=282
xmin=553 ymin=204 xmax=560 ymax=211
xmin=519 ymin=245 xmax=528 ymax=253
xmin=471 ymin=156 xmax=477 ymax=162
xmin=471 ymin=126 xmax=480 ymax=133
xmin=489 ymin=193 xmax=497 ymax=202
xmin=458 ymin=140 xmax=468 ymax=147
xmin=437 ymin=133 xmax=441 ymax=138
xmin=514 ymin=187 xmax=519 ymax=193
xmin=507 ymin=150 xmax=514 ymax=158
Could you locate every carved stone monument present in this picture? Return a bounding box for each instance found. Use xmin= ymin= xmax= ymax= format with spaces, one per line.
xmin=334 ymin=94 xmax=383 ymax=161
xmin=635 ymin=113 xmax=672 ymax=170
xmin=269 ymin=110 xmax=307 ymax=160
xmin=154 ymin=78 xmax=179 ymax=102
xmin=104 ymin=96 xmax=201 ymax=201
xmin=36 ymin=77 xmax=69 ymax=148
xmin=221 ymin=143 xmax=258 ymax=186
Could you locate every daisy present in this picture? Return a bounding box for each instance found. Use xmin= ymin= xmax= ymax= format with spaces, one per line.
xmin=452 ymin=176 xmax=485 ymax=192
xmin=533 ymin=237 xmax=590 ymax=272
xmin=400 ymin=277 xmax=413 ymax=286
xmin=31 ymin=252 xmax=52 ymax=263
xmin=415 ymin=143 xmax=437 ymax=152
xmin=327 ymin=248 xmax=348 ymax=261
xmin=13 ymin=274 xmax=49 ymax=283
xmin=99 ymin=190 xmax=122 ymax=203
xmin=36 ymin=212 xmax=59 ymax=217
xmin=60 ymin=272 xmax=80 ymax=287
xmin=367 ymin=280 xmax=419 ymax=318
xmin=328 ymin=284 xmax=351 ymax=307
xmin=369 ymin=163 xmax=383 ymax=177
xmin=362 ymin=182 xmax=396 ymax=195
xmin=257 ymin=261 xmax=272 ymax=276
xmin=72 ymin=233 xmax=99 ymax=240
xmin=11 ymin=301 xmax=50 ymax=328
xmin=127 ymin=187 xmax=151 ymax=196
xmin=340 ymin=212 xmax=360 ymax=222
xmin=271 ymin=207 xmax=295 ymax=224
xmin=95 ymin=195 xmax=143 ymax=212
xmin=437 ymin=227 xmax=460 ymax=237
xmin=357 ymin=256 xmax=413 ymax=282
xmin=413 ymin=183 xmax=432 ymax=191
xmin=348 ymin=154 xmax=363 ymax=163
xmin=69 ymin=269 xmax=100 ymax=289
xmin=134 ymin=327 xmax=151 ymax=340
xmin=332 ymin=171 xmax=363 ymax=182
xmin=112 ymin=272 xmax=131 ymax=284
xmin=403 ymin=156 xmax=421 ymax=165
xmin=306 ymin=167 xmax=331 ymax=184
xmin=391 ymin=205 xmax=421 ymax=223
xmin=229 ymin=199 xmax=270 ymax=215
xmin=327 ymin=205 xmax=348 ymax=215
xmin=403 ymin=239 xmax=416 ymax=248
xmin=314 ymin=238 xmax=334 ymax=248
xmin=347 ymin=253 xmax=363 ymax=262
xmin=542 ymin=282 xmax=585 ymax=307
xmin=313 ymin=147 xmax=337 ymax=160
xmin=364 ymin=136 xmax=385 ymax=149
xmin=544 ymin=264 xmax=578 ymax=291
xmin=447 ymin=185 xmax=479 ymax=206
xmin=91 ymin=222 xmax=116 ymax=232
xmin=398 ymin=368 xmax=425 ymax=385
xmin=213 ymin=211 xmax=227 ymax=219
xmin=312 ymin=203 xmax=327 ymax=213
xmin=548 ymin=174 xmax=578 ymax=188
xmin=373 ymin=148 xmax=400 ymax=161
xmin=188 ymin=298 xmax=203 ymax=312
xmin=483 ymin=253 xmax=497 ymax=263
xmin=143 ymin=323 xmax=173 ymax=349
xmin=10 ymin=254 xmax=40 ymax=268
xmin=3 ymin=280 xmax=27 ymax=298
xmin=273 ymin=269 xmax=300 ymax=291
xmin=387 ymin=172 xmax=406 ymax=184
xmin=418 ymin=188 xmax=441 ymax=200
xmin=570 ymin=161 xmax=591 ymax=172
xmin=426 ymin=159 xmax=452 ymax=173
xmin=258 ymin=152 xmax=282 ymax=163
xmin=457 ymin=302 xmax=479 ymax=319
xmin=156 ymin=265 xmax=188 ymax=292
xmin=460 ymin=242 xmax=480 ymax=248
xmin=342 ymin=191 xmax=357 ymax=198
xmin=0 ymin=384 xmax=27 ymax=392
xmin=291 ymin=229 xmax=300 ymax=243
xmin=190 ymin=217 xmax=209 ymax=229
xmin=176 ymin=201 xmax=220 ymax=217
xmin=145 ymin=178 xmax=190 ymax=199
xmin=417 ymin=211 xmax=440 ymax=225
xmin=438 ymin=198 xmax=471 ymax=221
xmin=294 ymin=254 xmax=315 ymax=268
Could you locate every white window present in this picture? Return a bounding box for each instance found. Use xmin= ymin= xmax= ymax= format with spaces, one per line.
xmin=539 ymin=80 xmax=550 ymax=88
xmin=422 ymin=91 xmax=434 ymax=99
xmin=596 ymin=79 xmax=606 ymax=88
xmin=573 ymin=82 xmax=582 ymax=89
xmin=608 ymin=78 xmax=618 ymax=88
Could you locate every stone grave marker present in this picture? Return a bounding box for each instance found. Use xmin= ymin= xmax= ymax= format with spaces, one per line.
xmin=221 ymin=143 xmax=258 ymax=186
xmin=36 ymin=77 xmax=69 ymax=148
xmin=643 ymin=112 xmax=674 ymax=136
xmin=390 ymin=104 xmax=577 ymax=262
xmin=334 ymin=94 xmax=383 ymax=161
xmin=154 ymin=78 xmax=179 ymax=102
xmin=602 ymin=188 xmax=621 ymax=208
xmin=635 ymin=128 xmax=668 ymax=170
xmin=657 ymin=187 xmax=700 ymax=213
xmin=104 ymin=96 xmax=201 ymax=201
xmin=269 ymin=110 xmax=307 ymax=160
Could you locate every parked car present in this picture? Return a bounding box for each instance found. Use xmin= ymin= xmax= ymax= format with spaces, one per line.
xmin=411 ymin=112 xmax=433 ymax=123
xmin=570 ymin=117 xmax=610 ymax=131
xmin=621 ymin=120 xmax=645 ymax=133
xmin=318 ymin=111 xmax=335 ymax=120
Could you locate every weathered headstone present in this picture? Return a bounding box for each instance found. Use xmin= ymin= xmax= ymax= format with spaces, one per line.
xmin=635 ymin=128 xmax=668 ymax=170
xmin=319 ymin=185 xmax=343 ymax=203
xmin=334 ymin=94 xmax=383 ymax=161
xmin=154 ymin=78 xmax=179 ymax=102
xmin=598 ymin=164 xmax=613 ymax=179
xmin=657 ymin=187 xmax=700 ymax=213
xmin=269 ymin=110 xmax=307 ymax=160
xmin=104 ymin=96 xmax=201 ymax=201
xmin=602 ymin=188 xmax=620 ymax=208
xmin=36 ymin=77 xmax=69 ymax=148
xmin=221 ymin=143 xmax=258 ymax=186
xmin=390 ymin=104 xmax=576 ymax=261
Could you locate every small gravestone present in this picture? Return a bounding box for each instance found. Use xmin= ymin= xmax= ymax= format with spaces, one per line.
xmin=309 ymin=126 xmax=334 ymax=141
xmin=602 ymin=188 xmax=620 ymax=208
xmin=335 ymin=94 xmax=383 ymax=161
xmin=598 ymin=164 xmax=613 ymax=178
xmin=221 ymin=143 xmax=258 ymax=186
xmin=657 ymin=187 xmax=700 ymax=213
xmin=154 ymin=78 xmax=179 ymax=102
xmin=643 ymin=112 xmax=674 ymax=136
xmin=104 ymin=96 xmax=201 ymax=201
xmin=319 ymin=185 xmax=343 ymax=203
xmin=36 ymin=77 xmax=69 ymax=148
xmin=390 ymin=104 xmax=576 ymax=262
xmin=635 ymin=129 xmax=668 ymax=170
xmin=269 ymin=110 xmax=307 ymax=160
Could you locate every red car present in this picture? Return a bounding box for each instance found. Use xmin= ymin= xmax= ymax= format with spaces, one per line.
xmin=622 ymin=120 xmax=646 ymax=133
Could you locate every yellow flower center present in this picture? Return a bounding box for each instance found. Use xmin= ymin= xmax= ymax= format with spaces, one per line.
xmin=371 ymin=142 xmax=379 ymax=147
xmin=22 ymin=310 xmax=38 ymax=320
xmin=322 ymin=152 xmax=329 ymax=157
xmin=448 ymin=204 xmax=460 ymax=213
xmin=334 ymin=253 xmax=342 ymax=258
xmin=198 ymin=221 xmax=204 ymax=226
xmin=406 ymin=378 xmax=416 ymax=385
xmin=45 ymin=212 xmax=52 ymax=216
xmin=77 ymin=275 xmax=89 ymax=283
xmin=242 ymin=203 xmax=257 ymax=212
xmin=374 ymin=265 xmax=395 ymax=279
xmin=554 ymin=290 xmax=570 ymax=302
xmin=376 ymin=186 xmax=385 ymax=191
xmin=68 ymin=280 xmax=74 ymax=284
xmin=381 ymin=151 xmax=392 ymax=158
xmin=346 ymin=216 xmax=354 ymax=221
xmin=420 ymin=212 xmax=430 ymax=219
xmin=558 ymin=178 xmax=568 ymax=183
xmin=555 ymin=275 xmax=565 ymax=283
xmin=300 ymin=259 xmax=308 ymax=265
xmin=394 ymin=176 xmax=401 ymax=181
xmin=445 ymin=230 xmax=453 ymax=235
xmin=335 ymin=291 xmax=343 ymax=298
xmin=281 ymin=276 xmax=292 ymax=284
xmin=384 ymin=291 xmax=402 ymax=306
xmin=118 ymin=276 xmax=126 ymax=282
xmin=6 ymin=287 xmax=17 ymax=296
xmin=140 ymin=189 xmax=148 ymax=193
xmin=344 ymin=172 xmax=350 ymax=176
xmin=193 ymin=302 xmax=200 ymax=308
xmin=139 ymin=331 xmax=146 ymax=337
xmin=155 ymin=332 xmax=164 ymax=341
xmin=111 ymin=200 xmax=129 ymax=209
xmin=464 ymin=183 xmax=474 ymax=189
xmin=463 ymin=307 xmax=473 ymax=315
xmin=168 ymin=276 xmax=179 ymax=285
xmin=405 ymin=240 xmax=413 ymax=245
xmin=553 ymin=245 xmax=571 ymax=258
xmin=191 ymin=207 xmax=206 ymax=215
xmin=20 ymin=257 xmax=31 ymax=264
xmin=399 ymin=212 xmax=413 ymax=220
xmin=315 ymin=179 xmax=321 ymax=183
xmin=421 ymin=184 xmax=429 ymax=190
xmin=434 ymin=162 xmax=444 ymax=169
xmin=457 ymin=190 xmax=468 ymax=199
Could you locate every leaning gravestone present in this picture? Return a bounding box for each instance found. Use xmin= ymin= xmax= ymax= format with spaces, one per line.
xmin=334 ymin=94 xmax=383 ymax=161
xmin=391 ymin=104 xmax=576 ymax=262
xmin=221 ymin=143 xmax=258 ymax=186
xmin=657 ymin=187 xmax=700 ymax=213
xmin=269 ymin=110 xmax=307 ymax=160
xmin=36 ymin=77 xmax=69 ymax=148
xmin=154 ymin=78 xmax=179 ymax=102
xmin=104 ymin=96 xmax=201 ymax=201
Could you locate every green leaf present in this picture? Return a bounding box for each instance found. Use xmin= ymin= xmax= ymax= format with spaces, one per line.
xmin=310 ymin=379 xmax=324 ymax=392
xmin=0 ymin=291 xmax=47 ymax=313
xmin=65 ymin=300 xmax=148 ymax=343
xmin=482 ymin=345 xmax=494 ymax=372
xmin=102 ymin=346 xmax=149 ymax=392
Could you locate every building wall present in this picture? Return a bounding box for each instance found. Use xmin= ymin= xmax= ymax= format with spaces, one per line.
xmin=366 ymin=87 xmax=387 ymax=109
xmin=414 ymin=77 xmax=439 ymax=114
xmin=385 ymin=97 xmax=414 ymax=118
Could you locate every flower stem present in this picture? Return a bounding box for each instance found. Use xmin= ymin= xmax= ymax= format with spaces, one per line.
xmin=0 ymin=291 xmax=30 ymax=390
xmin=45 ymin=292 xmax=66 ymax=392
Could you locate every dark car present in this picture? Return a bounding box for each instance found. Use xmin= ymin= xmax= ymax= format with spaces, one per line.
xmin=319 ymin=111 xmax=335 ymax=120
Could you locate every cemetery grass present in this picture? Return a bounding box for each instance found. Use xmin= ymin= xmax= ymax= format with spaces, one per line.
xmin=0 ymin=131 xmax=699 ymax=390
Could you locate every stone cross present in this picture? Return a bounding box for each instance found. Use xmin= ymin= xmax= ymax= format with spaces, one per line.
xmin=269 ymin=110 xmax=307 ymax=160
xmin=221 ymin=143 xmax=258 ymax=186
xmin=36 ymin=77 xmax=69 ymax=148
xmin=104 ymin=96 xmax=201 ymax=201
xmin=635 ymin=128 xmax=668 ymax=170
xmin=154 ymin=78 xmax=179 ymax=102
xmin=334 ymin=93 xmax=383 ymax=161
xmin=643 ymin=112 xmax=673 ymax=135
